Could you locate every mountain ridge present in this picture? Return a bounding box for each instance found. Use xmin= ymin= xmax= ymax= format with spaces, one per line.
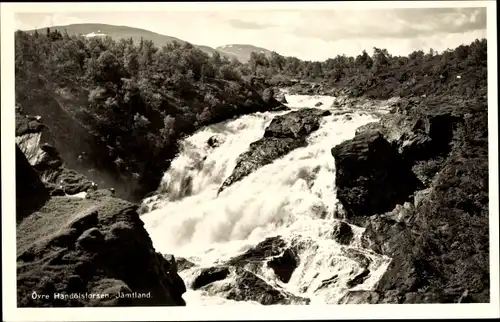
xmin=216 ymin=44 xmax=273 ymax=62
xmin=24 ymin=23 xmax=244 ymax=61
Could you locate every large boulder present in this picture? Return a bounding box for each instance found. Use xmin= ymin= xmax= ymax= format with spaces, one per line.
xmin=16 ymin=195 xmax=186 ymax=307
xmin=263 ymin=108 xmax=330 ymax=139
xmin=218 ymin=109 xmax=330 ymax=193
xmin=227 ymin=236 xmax=288 ymax=265
xmin=226 ymin=236 xmax=300 ymax=284
xmin=207 ymin=135 xmax=224 ymax=149
xmin=192 ymin=266 xmax=230 ymax=290
xmin=331 ymin=130 xmax=422 ymax=220
xmin=331 ymin=221 xmax=354 ymax=245
xmin=274 ymin=90 xmax=288 ymax=104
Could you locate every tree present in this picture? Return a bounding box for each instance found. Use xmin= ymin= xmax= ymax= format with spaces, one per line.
xmin=372 ymin=47 xmax=390 ymax=70
xmin=269 ymin=51 xmax=285 ymax=71
xmin=95 ymin=50 xmax=123 ymax=83
xmin=249 ymin=52 xmax=268 ymax=75
xmin=355 ymin=50 xmax=373 ymax=70
xmin=124 ymin=46 xmax=140 ymax=77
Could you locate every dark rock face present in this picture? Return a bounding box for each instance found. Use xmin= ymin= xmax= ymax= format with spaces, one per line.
xmin=226 ymin=236 xmax=300 ymax=284
xmin=17 ymin=196 xmax=186 ymax=307
xmin=16 ymin=145 xmax=50 ymax=222
xmin=267 ymin=248 xmax=299 ymax=283
xmin=219 ymin=108 xmax=331 ymax=193
xmin=346 ymin=269 xmax=370 ymax=288
xmin=218 ymin=137 xmax=303 ymax=194
xmin=334 ymin=95 xmax=489 ymax=304
xmin=331 ymin=130 xmax=422 ymax=219
xmin=192 ymin=266 xmax=230 ymax=290
xmin=48 ymin=168 xmax=97 ymax=195
xmin=176 ymin=257 xmax=196 ymax=271
xmin=360 ymin=216 xmax=407 ymax=255
xmin=262 ymin=87 xmax=275 ymax=104
xmin=331 ymin=221 xmax=354 ymax=245
xmin=227 ymin=236 xmax=287 ymax=266
xmin=207 ymin=135 xmax=223 ymax=149
xmin=354 ymin=122 xmax=381 ymax=135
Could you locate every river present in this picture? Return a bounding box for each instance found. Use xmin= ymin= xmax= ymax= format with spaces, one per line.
xmin=139 ymin=92 xmax=392 ymax=305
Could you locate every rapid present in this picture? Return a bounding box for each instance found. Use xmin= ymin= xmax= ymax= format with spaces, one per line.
xmin=139 ymin=92 xmax=392 ymax=305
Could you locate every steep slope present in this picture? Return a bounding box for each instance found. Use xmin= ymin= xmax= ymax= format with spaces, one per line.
xmin=216 ymin=44 xmax=273 ymax=63
xmin=16 ymin=115 xmax=187 ymax=307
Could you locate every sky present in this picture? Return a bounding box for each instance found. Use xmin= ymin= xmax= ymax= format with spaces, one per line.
xmin=14 ymin=5 xmax=488 ymax=61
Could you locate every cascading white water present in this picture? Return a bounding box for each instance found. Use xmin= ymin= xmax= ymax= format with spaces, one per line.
xmin=140 ymin=93 xmax=392 ymax=305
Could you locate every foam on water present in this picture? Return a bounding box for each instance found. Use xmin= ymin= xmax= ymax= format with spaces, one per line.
xmin=284 ymin=93 xmax=336 ymax=110
xmin=140 ymin=94 xmax=391 ymax=305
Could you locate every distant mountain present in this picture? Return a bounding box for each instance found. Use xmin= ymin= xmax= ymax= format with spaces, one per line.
xmin=24 ymin=23 xmax=239 ymax=61
xmin=216 ymin=44 xmax=274 ymax=63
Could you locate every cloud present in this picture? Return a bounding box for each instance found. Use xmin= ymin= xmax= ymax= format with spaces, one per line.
xmin=15 ymin=12 xmax=84 ymax=30
xmin=226 ymin=18 xmax=274 ymax=30
xmin=290 ymin=7 xmax=487 ymax=42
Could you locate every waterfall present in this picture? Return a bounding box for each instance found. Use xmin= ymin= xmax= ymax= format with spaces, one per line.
xmin=140 ymin=93 xmax=391 ymax=305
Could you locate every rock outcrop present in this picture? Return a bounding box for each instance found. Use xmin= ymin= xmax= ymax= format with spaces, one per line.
xmin=286 ymin=81 xmax=330 ymax=96
xmin=330 ymin=221 xmax=354 ymax=245
xmin=188 ymin=236 xmax=308 ymax=304
xmin=218 ymin=108 xmax=331 ymax=194
xmin=16 ymin=145 xmax=50 ymax=222
xmin=227 ymin=236 xmax=300 ymax=284
xmin=275 ymin=90 xmax=288 ymax=104
xmin=17 ymin=194 xmax=186 ymax=307
xmin=192 ymin=266 xmax=230 ymax=290
xmin=16 ymin=112 xmax=97 ymax=196
xmin=16 ymin=115 xmax=187 ymax=307
xmin=331 ymin=130 xmax=422 ymax=221
xmin=332 ymin=95 xmax=489 ymax=303
xmin=196 ymin=266 xmax=309 ymax=305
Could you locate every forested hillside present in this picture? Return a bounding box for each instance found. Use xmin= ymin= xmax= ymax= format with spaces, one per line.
xmin=246 ymin=39 xmax=487 ymax=99
xmin=15 ymin=29 xmax=283 ymax=201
